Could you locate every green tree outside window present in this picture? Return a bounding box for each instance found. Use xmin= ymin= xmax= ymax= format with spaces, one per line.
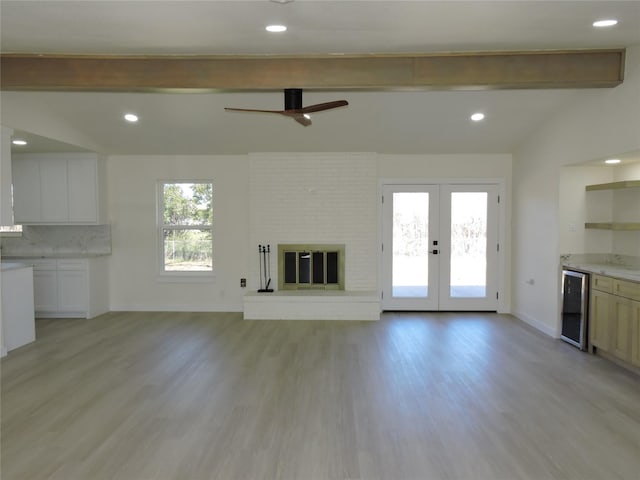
xmin=160 ymin=182 xmax=213 ymax=272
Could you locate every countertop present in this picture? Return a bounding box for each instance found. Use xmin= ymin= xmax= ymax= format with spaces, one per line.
xmin=0 ymin=262 xmax=33 ymax=272
xmin=563 ymin=262 xmax=640 ymax=282
xmin=2 ymin=253 xmax=110 ymax=259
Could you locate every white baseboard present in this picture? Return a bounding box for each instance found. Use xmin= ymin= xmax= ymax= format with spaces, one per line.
xmin=109 ymin=304 xmax=243 ymax=313
xmin=512 ymin=310 xmax=558 ymax=338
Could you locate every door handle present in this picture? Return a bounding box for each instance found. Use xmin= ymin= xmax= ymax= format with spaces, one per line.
xmin=431 ymin=249 xmax=439 ymax=255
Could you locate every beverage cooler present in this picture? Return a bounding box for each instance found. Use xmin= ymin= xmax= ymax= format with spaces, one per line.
xmin=561 ymin=269 xmax=590 ymax=351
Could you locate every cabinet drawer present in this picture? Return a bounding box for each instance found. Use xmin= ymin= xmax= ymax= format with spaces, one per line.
xmin=592 ymin=274 xmax=614 ymax=293
xmin=613 ymin=279 xmax=640 ymax=302
xmin=57 ymin=259 xmax=88 ymax=271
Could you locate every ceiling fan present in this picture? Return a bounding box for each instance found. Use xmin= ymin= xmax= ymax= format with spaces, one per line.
xmin=225 ymin=88 xmax=348 ymax=127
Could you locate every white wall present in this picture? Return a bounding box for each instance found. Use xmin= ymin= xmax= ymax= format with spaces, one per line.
xmin=107 ymin=155 xmax=250 ymax=311
xmin=377 ymin=154 xmax=512 ymax=180
xmin=512 ymin=46 xmax=640 ymax=337
xmin=107 ymin=152 xmax=512 ymax=312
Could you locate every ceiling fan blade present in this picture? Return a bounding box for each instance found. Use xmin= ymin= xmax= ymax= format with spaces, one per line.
xmin=225 ymin=92 xmax=347 ymax=127
xmin=224 ymin=107 xmax=284 ymax=114
xmin=299 ymin=100 xmax=348 ymax=114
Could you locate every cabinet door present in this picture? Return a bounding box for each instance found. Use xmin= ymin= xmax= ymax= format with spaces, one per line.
xmin=33 ymin=270 xmax=58 ymax=313
xmin=67 ymin=158 xmax=97 ymax=222
xmin=631 ymin=301 xmax=640 ymax=368
xmin=590 ymin=290 xmax=611 ymax=351
xmin=12 ymin=157 xmax=42 ymax=223
xmin=57 ymin=270 xmax=88 ymax=313
xmin=611 ymin=296 xmax=632 ymax=362
xmin=1 ymin=126 xmax=14 ymax=225
xmin=39 ymin=158 xmax=68 ymax=222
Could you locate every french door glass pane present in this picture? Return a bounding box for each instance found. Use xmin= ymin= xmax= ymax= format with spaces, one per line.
xmin=450 ymin=192 xmax=487 ymax=297
xmin=392 ymin=192 xmax=429 ymax=297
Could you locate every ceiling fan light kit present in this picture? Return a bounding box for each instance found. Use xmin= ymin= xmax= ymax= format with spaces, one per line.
xmin=225 ymin=88 xmax=348 ymax=127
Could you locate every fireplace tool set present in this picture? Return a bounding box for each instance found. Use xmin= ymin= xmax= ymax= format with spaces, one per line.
xmin=258 ymin=244 xmax=274 ymax=292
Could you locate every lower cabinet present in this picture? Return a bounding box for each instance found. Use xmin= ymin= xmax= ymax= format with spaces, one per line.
xmin=631 ymin=301 xmax=640 ymax=368
xmin=58 ymin=269 xmax=88 ymax=313
xmin=33 ymin=269 xmax=59 ymax=312
xmin=611 ymin=296 xmax=633 ymax=363
xmin=25 ymin=257 xmax=108 ymax=319
xmin=590 ymin=274 xmax=640 ymax=369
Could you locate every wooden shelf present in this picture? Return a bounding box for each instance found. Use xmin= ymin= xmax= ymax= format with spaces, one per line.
xmin=586 ymin=180 xmax=640 ymax=191
xmin=585 ymin=222 xmax=640 ymax=231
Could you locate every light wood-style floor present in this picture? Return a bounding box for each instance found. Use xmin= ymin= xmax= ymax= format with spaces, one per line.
xmin=2 ymin=312 xmax=640 ymax=480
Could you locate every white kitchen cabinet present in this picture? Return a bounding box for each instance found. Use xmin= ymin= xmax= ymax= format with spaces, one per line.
xmin=40 ymin=158 xmax=69 ymax=222
xmin=67 ymin=158 xmax=98 ymax=222
xmin=57 ymin=260 xmax=88 ymax=313
xmin=23 ymin=257 xmax=108 ymax=318
xmin=1 ymin=126 xmax=15 ymax=225
xmin=12 ymin=156 xmax=42 ymax=223
xmin=12 ymin=153 xmax=106 ymax=225
xmin=33 ymin=269 xmax=59 ymax=312
xmin=1 ymin=263 xmax=36 ymax=354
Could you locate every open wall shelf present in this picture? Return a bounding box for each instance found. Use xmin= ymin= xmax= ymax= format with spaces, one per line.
xmin=585 ymin=179 xmax=640 ymax=230
xmin=585 ymin=180 xmax=640 ymax=191
xmin=585 ymin=222 xmax=640 ymax=231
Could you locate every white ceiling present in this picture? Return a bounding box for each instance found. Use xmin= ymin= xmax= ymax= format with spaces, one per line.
xmin=2 ymin=0 xmax=640 ymax=158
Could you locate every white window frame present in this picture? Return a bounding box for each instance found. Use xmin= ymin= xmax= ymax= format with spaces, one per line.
xmin=157 ymin=180 xmax=214 ymax=281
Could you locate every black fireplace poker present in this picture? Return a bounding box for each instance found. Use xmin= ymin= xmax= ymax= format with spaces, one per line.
xmin=258 ymin=244 xmax=273 ymax=293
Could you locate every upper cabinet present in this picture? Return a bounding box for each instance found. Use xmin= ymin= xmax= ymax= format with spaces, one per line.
xmin=12 ymin=153 xmax=107 ymax=225
xmin=585 ymin=180 xmax=640 ymax=231
xmin=0 ymin=126 xmax=15 ymax=226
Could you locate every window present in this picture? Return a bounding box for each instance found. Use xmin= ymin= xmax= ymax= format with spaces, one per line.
xmin=0 ymin=225 xmax=23 ymax=237
xmin=158 ymin=181 xmax=213 ymax=274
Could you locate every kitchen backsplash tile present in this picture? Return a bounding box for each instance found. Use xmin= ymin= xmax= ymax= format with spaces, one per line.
xmin=0 ymin=225 xmax=111 ymax=256
xmin=561 ymin=253 xmax=640 ymax=270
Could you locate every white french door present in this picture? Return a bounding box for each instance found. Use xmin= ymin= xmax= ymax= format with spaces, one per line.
xmin=382 ymin=183 xmax=499 ymax=311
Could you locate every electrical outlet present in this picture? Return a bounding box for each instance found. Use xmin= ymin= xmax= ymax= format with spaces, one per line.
xmin=240 ymin=278 xmax=246 ymax=288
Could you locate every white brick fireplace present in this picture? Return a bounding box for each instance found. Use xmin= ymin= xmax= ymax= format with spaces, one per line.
xmin=244 ymin=153 xmax=380 ymax=320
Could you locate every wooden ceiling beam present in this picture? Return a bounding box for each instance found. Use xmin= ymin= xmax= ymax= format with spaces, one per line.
xmin=0 ymin=50 xmax=625 ymax=92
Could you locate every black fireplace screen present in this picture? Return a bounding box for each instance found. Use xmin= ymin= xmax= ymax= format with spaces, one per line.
xmin=279 ymin=244 xmax=345 ymax=290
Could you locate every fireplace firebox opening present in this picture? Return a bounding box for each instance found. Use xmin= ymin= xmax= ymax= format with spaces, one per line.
xmin=278 ymin=244 xmax=345 ymax=290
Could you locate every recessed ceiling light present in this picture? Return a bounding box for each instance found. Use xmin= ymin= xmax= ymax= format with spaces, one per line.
xmin=593 ymin=19 xmax=618 ymax=28
xmin=266 ymin=25 xmax=287 ymax=33
xmin=470 ymin=113 xmax=485 ymax=122
xmin=124 ymin=113 xmax=139 ymax=122
xmin=12 ymin=139 xmax=27 ymax=146
xmin=604 ymin=158 xmax=621 ymax=164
